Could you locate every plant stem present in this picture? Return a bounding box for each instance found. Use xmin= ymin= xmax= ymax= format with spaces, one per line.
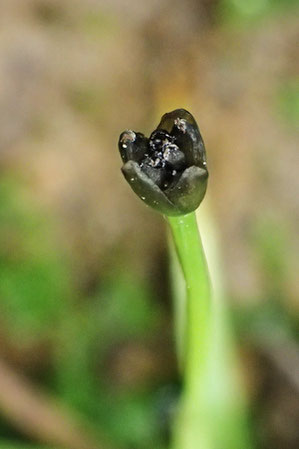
xmin=168 ymin=212 xmax=212 ymax=449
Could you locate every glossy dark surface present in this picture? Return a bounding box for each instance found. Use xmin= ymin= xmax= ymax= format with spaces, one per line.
xmin=118 ymin=109 xmax=208 ymax=216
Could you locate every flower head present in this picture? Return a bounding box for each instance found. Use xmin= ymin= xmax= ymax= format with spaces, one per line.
xmin=118 ymin=109 xmax=208 ymax=216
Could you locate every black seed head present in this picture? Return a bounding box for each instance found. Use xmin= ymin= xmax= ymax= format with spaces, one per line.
xmin=118 ymin=109 xmax=208 ymax=216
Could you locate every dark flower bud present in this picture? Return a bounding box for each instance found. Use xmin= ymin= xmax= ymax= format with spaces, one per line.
xmin=118 ymin=109 xmax=208 ymax=216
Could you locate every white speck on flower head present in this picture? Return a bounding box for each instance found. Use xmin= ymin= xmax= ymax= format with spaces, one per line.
xmin=174 ymin=118 xmax=187 ymax=133
xmin=121 ymin=130 xmax=136 ymax=143
xmin=163 ymin=147 xmax=170 ymax=159
xmin=130 ymin=178 xmax=135 ymax=182
xmin=141 ymin=196 xmax=146 ymax=200
xmin=122 ymin=144 xmax=127 ymax=148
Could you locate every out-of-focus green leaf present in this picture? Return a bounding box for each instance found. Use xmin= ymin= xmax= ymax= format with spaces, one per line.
xmin=219 ymin=0 xmax=298 ymax=26
xmin=0 ymin=176 xmax=72 ymax=342
xmin=52 ymin=270 xmax=165 ymax=448
xmin=94 ymin=273 xmax=161 ymax=341
xmin=275 ymin=79 xmax=299 ymax=127
xmin=0 ymin=441 xmax=59 ymax=449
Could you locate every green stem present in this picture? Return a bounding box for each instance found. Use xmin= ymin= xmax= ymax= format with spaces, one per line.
xmin=168 ymin=212 xmax=212 ymax=448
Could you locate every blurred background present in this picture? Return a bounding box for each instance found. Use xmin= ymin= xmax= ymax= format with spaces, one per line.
xmin=0 ymin=0 xmax=298 ymax=448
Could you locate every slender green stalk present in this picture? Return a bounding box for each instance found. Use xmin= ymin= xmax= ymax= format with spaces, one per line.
xmin=168 ymin=212 xmax=211 ymax=386
xmin=168 ymin=210 xmax=253 ymax=449
xmin=168 ymin=212 xmax=212 ymax=449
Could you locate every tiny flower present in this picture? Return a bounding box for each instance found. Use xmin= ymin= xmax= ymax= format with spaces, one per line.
xmin=118 ymin=109 xmax=208 ymax=216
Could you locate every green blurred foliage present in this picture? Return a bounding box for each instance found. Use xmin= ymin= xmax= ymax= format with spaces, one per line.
xmin=0 ymin=444 xmax=56 ymax=449
xmin=233 ymin=214 xmax=298 ymax=343
xmin=0 ymin=177 xmax=71 ymax=343
xmin=219 ymin=0 xmax=298 ymax=26
xmin=53 ymin=274 xmax=165 ymax=447
xmin=275 ymin=79 xmax=299 ymax=128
